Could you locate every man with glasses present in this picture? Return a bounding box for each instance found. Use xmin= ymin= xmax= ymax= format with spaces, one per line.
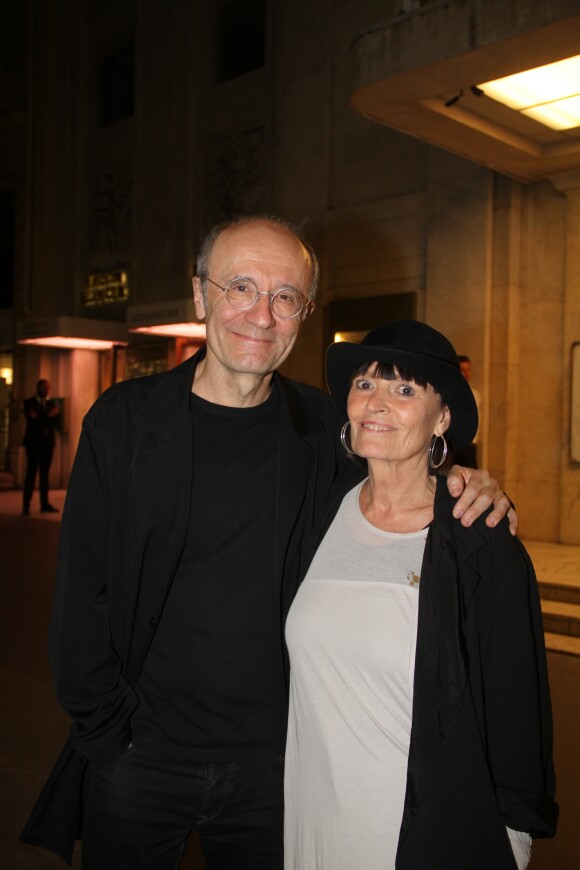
xmin=22 ymin=216 xmax=513 ymax=869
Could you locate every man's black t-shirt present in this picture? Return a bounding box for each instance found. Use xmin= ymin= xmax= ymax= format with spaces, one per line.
xmin=133 ymin=385 xmax=288 ymax=759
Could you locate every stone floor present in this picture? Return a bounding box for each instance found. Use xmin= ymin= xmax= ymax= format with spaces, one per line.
xmin=1 ymin=490 xmax=578 ymax=868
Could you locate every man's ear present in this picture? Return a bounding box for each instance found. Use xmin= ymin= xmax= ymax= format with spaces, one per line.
xmin=301 ymin=299 xmax=315 ymax=322
xmin=192 ymin=277 xmax=206 ymax=320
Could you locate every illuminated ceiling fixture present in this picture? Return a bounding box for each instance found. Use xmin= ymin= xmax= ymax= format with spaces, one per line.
xmin=131 ymin=322 xmax=207 ymax=339
xmin=16 ymin=316 xmax=129 ymax=350
xmin=127 ymin=299 xmax=206 ymax=339
xmin=479 ymin=55 xmax=580 ymax=131
xmin=19 ymin=337 xmax=122 ymax=350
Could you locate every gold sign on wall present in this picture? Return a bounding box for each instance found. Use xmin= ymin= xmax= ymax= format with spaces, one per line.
xmin=83 ymin=270 xmax=129 ymax=307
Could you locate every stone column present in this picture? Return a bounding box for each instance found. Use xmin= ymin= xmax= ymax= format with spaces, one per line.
xmin=549 ymin=170 xmax=580 ymax=545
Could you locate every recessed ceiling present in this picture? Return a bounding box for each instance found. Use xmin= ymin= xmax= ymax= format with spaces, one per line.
xmin=349 ymin=2 xmax=580 ymax=182
xmin=126 ymin=299 xmax=206 ymax=339
xmin=16 ymin=316 xmax=128 ymax=350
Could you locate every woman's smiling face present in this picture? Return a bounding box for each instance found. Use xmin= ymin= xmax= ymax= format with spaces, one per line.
xmin=347 ymin=363 xmax=450 ymax=466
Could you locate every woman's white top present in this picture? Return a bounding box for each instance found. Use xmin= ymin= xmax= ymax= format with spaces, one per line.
xmin=284 ymin=481 xmax=531 ymax=870
xmin=284 ymin=482 xmax=425 ymax=869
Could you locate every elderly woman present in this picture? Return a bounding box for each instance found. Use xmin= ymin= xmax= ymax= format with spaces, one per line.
xmin=284 ymin=321 xmax=557 ymax=870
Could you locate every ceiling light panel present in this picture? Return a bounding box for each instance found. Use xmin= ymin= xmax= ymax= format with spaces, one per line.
xmin=479 ymin=55 xmax=580 ymax=130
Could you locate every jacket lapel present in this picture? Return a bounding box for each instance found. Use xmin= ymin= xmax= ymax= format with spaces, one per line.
xmin=276 ymin=377 xmax=334 ymax=625
xmin=276 ymin=377 xmax=322 ymax=547
xmin=123 ymin=353 xmax=201 ymax=680
xmin=135 ymin=354 xmax=201 ymax=545
xmin=400 ymin=476 xmax=486 ymax=842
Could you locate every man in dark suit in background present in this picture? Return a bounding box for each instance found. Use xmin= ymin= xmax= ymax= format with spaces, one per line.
xmin=454 ymin=355 xmax=480 ymax=468
xmin=22 ymin=378 xmax=60 ymax=515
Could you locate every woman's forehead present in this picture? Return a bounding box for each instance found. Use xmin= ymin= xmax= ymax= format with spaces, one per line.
xmin=359 ymin=362 xmax=410 ymax=380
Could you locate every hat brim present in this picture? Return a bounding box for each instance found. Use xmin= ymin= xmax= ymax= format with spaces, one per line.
xmin=326 ymin=342 xmax=478 ymax=451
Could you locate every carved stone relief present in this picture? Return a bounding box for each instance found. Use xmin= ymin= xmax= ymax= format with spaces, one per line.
xmin=87 ymin=167 xmax=132 ymax=272
xmin=203 ymin=126 xmax=268 ymax=227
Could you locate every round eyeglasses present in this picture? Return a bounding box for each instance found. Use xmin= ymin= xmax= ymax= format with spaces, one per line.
xmin=201 ymin=275 xmax=311 ymax=319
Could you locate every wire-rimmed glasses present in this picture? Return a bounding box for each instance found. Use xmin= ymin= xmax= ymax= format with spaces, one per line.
xmin=200 ymin=275 xmax=311 ymax=320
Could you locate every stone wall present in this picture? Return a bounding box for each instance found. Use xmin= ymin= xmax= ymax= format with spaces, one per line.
xmin=14 ymin=0 xmax=580 ymax=541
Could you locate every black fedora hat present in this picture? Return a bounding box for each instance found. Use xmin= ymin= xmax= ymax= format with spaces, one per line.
xmin=326 ymin=320 xmax=478 ymax=450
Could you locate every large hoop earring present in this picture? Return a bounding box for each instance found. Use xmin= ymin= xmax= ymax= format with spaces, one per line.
xmin=428 ymin=433 xmax=448 ymax=469
xmin=340 ymin=421 xmax=357 ymax=457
